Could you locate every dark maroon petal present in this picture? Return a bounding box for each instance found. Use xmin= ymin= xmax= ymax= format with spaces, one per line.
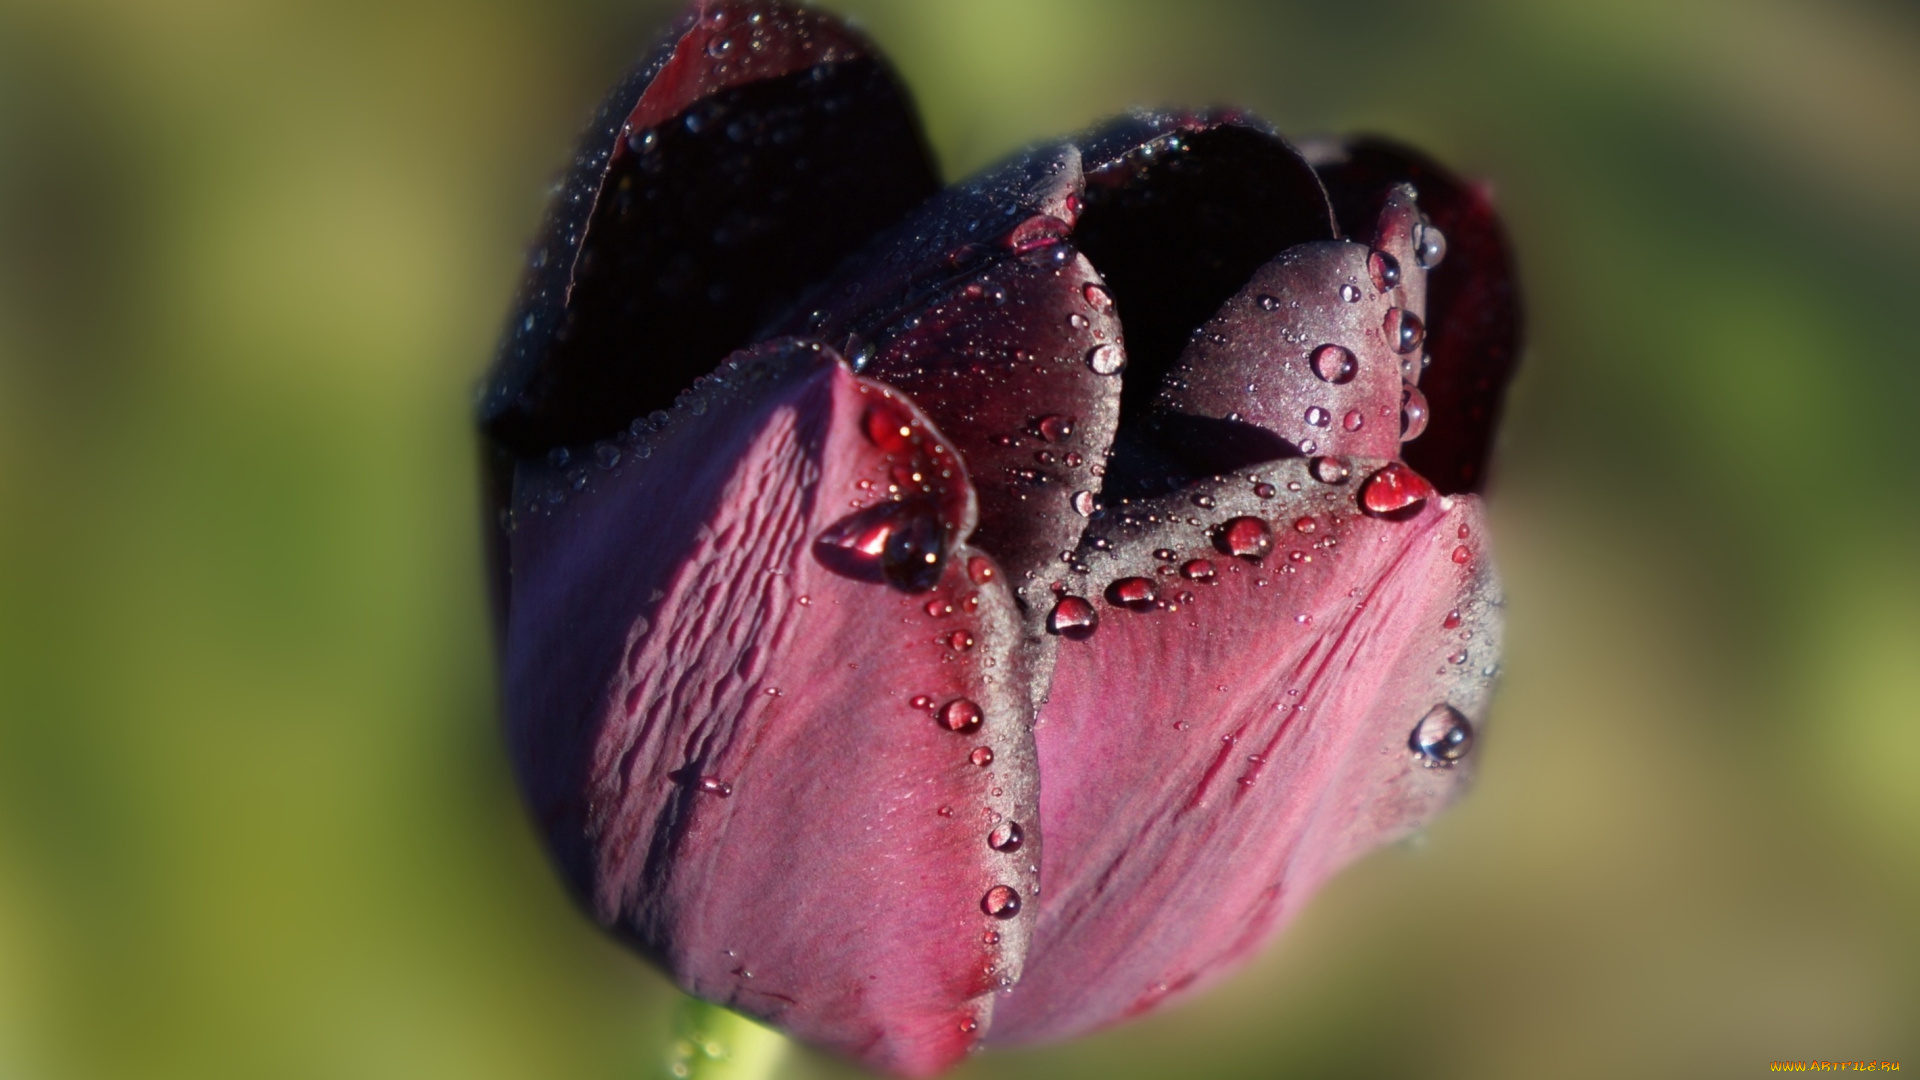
xmin=1149 ymin=185 xmax=1433 ymax=471
xmin=1308 ymin=137 xmax=1522 ymax=493
xmin=503 ymin=341 xmax=1036 ymax=1076
xmin=1074 ymin=111 xmax=1337 ymax=430
xmin=479 ymin=0 xmax=940 ymax=458
xmin=768 ymin=146 xmax=1123 ymax=610
xmin=989 ymin=460 xmax=1500 ymax=1044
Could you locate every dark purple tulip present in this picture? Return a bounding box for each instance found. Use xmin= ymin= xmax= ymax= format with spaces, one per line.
xmin=480 ymin=2 xmax=1520 ymax=1075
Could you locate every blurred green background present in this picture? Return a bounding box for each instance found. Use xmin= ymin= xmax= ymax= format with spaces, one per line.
xmin=3 ymin=0 xmax=1917 ymax=1076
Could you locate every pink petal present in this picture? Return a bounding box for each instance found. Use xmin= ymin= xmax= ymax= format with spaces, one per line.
xmin=990 ymin=457 xmax=1500 ymax=1044
xmin=503 ymin=341 xmax=1038 ymax=1076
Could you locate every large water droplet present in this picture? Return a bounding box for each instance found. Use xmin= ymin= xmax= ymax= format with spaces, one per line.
xmin=1339 ymin=283 xmax=1362 ymax=303
xmin=982 ymin=885 xmax=1022 ymax=918
xmin=1385 ymin=308 xmax=1425 ymax=354
xmin=1310 ymin=456 xmax=1351 ymax=484
xmin=970 ymin=746 xmax=994 ymax=767
xmin=968 ymin=555 xmax=996 ymax=584
xmin=1409 ymin=704 xmax=1472 ymax=766
xmin=1369 ymin=249 xmax=1401 ymax=292
xmin=1083 ymin=282 xmax=1114 ymax=312
xmin=1305 ymin=406 xmax=1331 ymax=428
xmin=1400 ymin=383 xmax=1430 ymax=441
xmin=1343 ymin=409 xmax=1365 ymax=432
xmin=1310 ymin=344 xmax=1358 ymax=385
xmin=1217 ymin=516 xmax=1272 ymax=560
xmin=1106 ymin=576 xmax=1157 ymax=611
xmin=1048 ymin=596 xmax=1098 ymax=639
xmin=1087 ymin=343 xmax=1124 ymax=375
xmin=1071 ymin=490 xmax=1096 ymax=516
xmin=1360 ymin=463 xmax=1437 ymax=517
xmin=1036 ymin=414 xmax=1074 ymax=442
xmin=864 ymin=402 xmax=915 ymax=454
xmin=814 ymin=499 xmax=946 ymax=592
xmin=987 ymin=821 xmax=1023 ymax=852
xmin=1415 ymin=223 xmax=1447 ymax=269
xmin=939 ymin=698 xmax=984 ymax=733
xmin=1180 ymin=558 xmax=1216 ymax=581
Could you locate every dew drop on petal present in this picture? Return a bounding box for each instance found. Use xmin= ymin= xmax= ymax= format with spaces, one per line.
xmin=968 ymin=555 xmax=996 ymax=584
xmin=1369 ymin=249 xmax=1402 ymax=291
xmin=982 ymin=885 xmax=1022 ymax=918
xmin=1181 ymin=558 xmax=1216 ymax=581
xmin=1360 ymin=463 xmax=1437 ymax=516
xmin=1217 ymin=516 xmax=1272 ymax=560
xmin=695 ymin=776 xmax=732 ymax=797
xmin=1310 ymin=455 xmax=1351 ymax=485
xmin=1106 ymin=576 xmax=1157 ymax=611
xmin=970 ymin=746 xmax=994 ymax=767
xmin=1071 ymin=490 xmax=1096 ymax=516
xmin=939 ymin=698 xmax=984 ymax=733
xmin=1409 ymin=704 xmax=1473 ymax=766
xmin=1087 ymin=343 xmax=1124 ymax=375
xmin=1416 ymin=223 xmax=1448 ymax=269
xmin=1442 ymin=609 xmax=1463 ymax=630
xmin=1036 ymin=414 xmax=1073 ymax=442
xmin=1083 ymin=282 xmax=1114 ymax=312
xmin=1310 ymin=344 xmax=1358 ymax=384
xmin=987 ymin=821 xmax=1024 ymax=852
xmin=1048 ymin=596 xmax=1099 ymax=639
xmin=813 ymin=499 xmax=945 ymax=592
xmin=1339 ymin=282 xmax=1362 ymax=303
xmin=1256 ymin=294 xmax=1282 ymax=312
xmin=1305 ymin=406 xmax=1331 ymax=428
xmin=1401 ymin=383 xmax=1430 ymax=441
xmin=1385 ymin=308 xmax=1425 ymax=354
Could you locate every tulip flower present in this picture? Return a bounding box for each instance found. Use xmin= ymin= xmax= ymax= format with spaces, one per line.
xmin=478 ymin=1 xmax=1520 ymax=1075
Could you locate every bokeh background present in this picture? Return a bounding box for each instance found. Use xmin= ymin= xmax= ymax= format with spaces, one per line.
xmin=3 ymin=0 xmax=1918 ymax=1076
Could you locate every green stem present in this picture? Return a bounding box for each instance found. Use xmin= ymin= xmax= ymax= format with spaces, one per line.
xmin=661 ymin=995 xmax=790 ymax=1080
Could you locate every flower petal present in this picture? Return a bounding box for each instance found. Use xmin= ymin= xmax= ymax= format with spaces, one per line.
xmin=768 ymin=145 xmax=1123 ymax=608
xmin=989 ymin=459 xmax=1501 ymax=1044
xmin=1308 ymin=138 xmax=1522 ymax=493
xmin=503 ymin=341 xmax=1037 ymax=1076
xmin=480 ymin=0 xmax=940 ymax=457
xmin=1074 ymin=111 xmax=1338 ymax=426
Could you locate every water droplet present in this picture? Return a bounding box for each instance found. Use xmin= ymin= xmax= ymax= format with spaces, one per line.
xmin=1256 ymin=294 xmax=1282 ymax=312
xmin=1048 ymin=596 xmax=1098 ymax=639
xmin=1369 ymin=249 xmax=1401 ymax=291
xmin=1310 ymin=344 xmax=1358 ymax=384
xmin=911 ymin=694 xmax=936 ymax=710
xmin=1442 ymin=609 xmax=1463 ymax=629
xmin=1385 ymin=308 xmax=1425 ymax=354
xmin=982 ymin=885 xmax=1022 ymax=918
xmin=1153 ymin=548 xmax=1177 ymax=561
xmin=982 ymin=930 xmax=1000 ymax=945
xmin=1071 ymin=490 xmax=1096 ymax=516
xmin=1181 ymin=558 xmax=1216 ymax=581
xmin=1107 ymin=576 xmax=1157 ymax=610
xmin=1036 ymin=414 xmax=1074 ymax=442
xmin=1360 ymin=463 xmax=1437 ymax=516
xmin=1416 ymin=223 xmax=1447 ymax=269
xmin=1409 ymin=704 xmax=1472 ymax=766
xmin=1451 ymin=544 xmax=1472 ymax=564
xmin=939 ymin=698 xmax=984 ymax=733
xmin=1067 ymin=312 xmax=1090 ymax=331
xmin=949 ymin=630 xmax=976 ymax=650
xmin=1083 ymin=282 xmax=1114 ymax=311
xmin=1253 ymin=482 xmax=1277 ymax=499
xmin=1293 ymin=516 xmax=1317 ymax=534
xmin=987 ymin=821 xmax=1024 ymax=852
xmin=926 ymin=598 xmax=953 ymax=618
xmin=965 ymin=556 xmax=996 ymax=586
xmin=1400 ymin=383 xmax=1430 ymax=440
xmin=1310 ymin=455 xmax=1351 ymax=484
xmin=695 ymin=776 xmax=732 ymax=797
xmin=1341 ymin=408 xmax=1364 ymax=432
xmin=814 ymin=499 xmax=946 ymax=592
xmin=970 ymin=746 xmax=994 ymax=767
xmin=958 ymin=1017 xmax=979 ymax=1034
xmin=1305 ymin=406 xmax=1331 ymax=428
xmin=1217 ymin=516 xmax=1272 ymax=560
xmin=1087 ymin=343 xmax=1124 ymax=375
xmin=1339 ymin=283 xmax=1362 ymax=303
xmin=864 ymin=403 xmax=915 ymax=454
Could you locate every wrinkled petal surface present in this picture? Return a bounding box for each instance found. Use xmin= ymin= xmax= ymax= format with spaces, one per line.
xmin=992 ymin=458 xmax=1500 ymax=1043
xmin=504 ymin=341 xmax=1038 ymax=1076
